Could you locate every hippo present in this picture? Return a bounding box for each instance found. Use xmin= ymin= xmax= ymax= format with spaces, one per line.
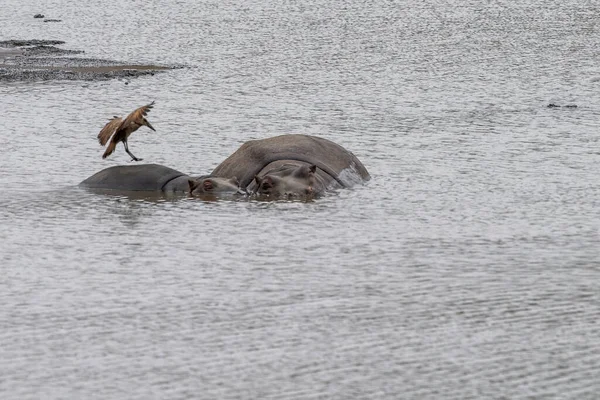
xmin=211 ymin=134 xmax=370 ymax=198
xmin=79 ymin=164 xmax=241 ymax=196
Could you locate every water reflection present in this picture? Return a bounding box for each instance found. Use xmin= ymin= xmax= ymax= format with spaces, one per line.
xmin=80 ymin=186 xmax=319 ymax=204
xmin=80 ymin=187 xmax=190 ymax=202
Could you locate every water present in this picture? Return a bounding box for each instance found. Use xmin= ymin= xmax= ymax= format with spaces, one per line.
xmin=1 ymin=1 xmax=600 ymax=398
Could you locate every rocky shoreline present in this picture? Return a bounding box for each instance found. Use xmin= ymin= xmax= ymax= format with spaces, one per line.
xmin=0 ymin=39 xmax=173 ymax=82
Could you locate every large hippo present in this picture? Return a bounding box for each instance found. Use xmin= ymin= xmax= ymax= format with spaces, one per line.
xmin=79 ymin=164 xmax=241 ymax=195
xmin=211 ymin=134 xmax=370 ymax=197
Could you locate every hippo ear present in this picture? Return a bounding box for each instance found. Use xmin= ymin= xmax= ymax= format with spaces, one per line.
xmin=309 ymin=165 xmax=317 ymax=174
xmin=188 ymin=179 xmax=199 ymax=193
xmin=203 ymin=179 xmax=214 ymax=191
xmin=254 ymin=175 xmax=262 ymax=185
xmin=262 ymin=176 xmax=272 ymax=185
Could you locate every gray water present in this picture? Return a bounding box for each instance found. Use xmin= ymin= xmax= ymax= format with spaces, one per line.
xmin=1 ymin=1 xmax=600 ymax=399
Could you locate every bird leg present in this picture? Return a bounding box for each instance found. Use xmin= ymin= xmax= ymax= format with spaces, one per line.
xmin=123 ymin=140 xmax=143 ymax=162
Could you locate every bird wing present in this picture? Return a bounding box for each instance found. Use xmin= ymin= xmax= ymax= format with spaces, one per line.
xmin=97 ymin=116 xmax=123 ymax=145
xmin=121 ymin=101 xmax=155 ymax=127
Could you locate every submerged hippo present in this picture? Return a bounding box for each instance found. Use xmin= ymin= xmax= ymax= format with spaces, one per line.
xmin=79 ymin=164 xmax=241 ymax=196
xmin=211 ymin=134 xmax=370 ymax=197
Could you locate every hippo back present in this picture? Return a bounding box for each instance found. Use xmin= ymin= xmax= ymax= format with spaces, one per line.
xmin=80 ymin=164 xmax=187 ymax=191
xmin=211 ymin=134 xmax=370 ymax=189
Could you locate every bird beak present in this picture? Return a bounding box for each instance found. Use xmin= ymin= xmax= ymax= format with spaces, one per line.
xmin=145 ymin=120 xmax=156 ymax=131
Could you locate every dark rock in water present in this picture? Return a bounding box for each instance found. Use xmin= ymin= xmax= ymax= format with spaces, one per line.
xmin=547 ymin=103 xmax=578 ymax=109
xmin=33 ymin=14 xmax=45 ymax=19
xmin=0 ymin=39 xmax=65 ymax=47
xmin=44 ymin=19 xmax=62 ymax=23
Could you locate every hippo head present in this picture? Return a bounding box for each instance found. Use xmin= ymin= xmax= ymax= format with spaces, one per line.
xmin=254 ymin=164 xmax=317 ymax=198
xmin=188 ymin=176 xmax=244 ymax=196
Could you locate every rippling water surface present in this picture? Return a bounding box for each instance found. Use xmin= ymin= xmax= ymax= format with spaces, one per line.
xmin=2 ymin=1 xmax=600 ymax=399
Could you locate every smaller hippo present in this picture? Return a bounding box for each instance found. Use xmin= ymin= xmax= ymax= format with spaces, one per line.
xmin=188 ymin=175 xmax=242 ymax=196
xmin=80 ymin=164 xmax=242 ymax=197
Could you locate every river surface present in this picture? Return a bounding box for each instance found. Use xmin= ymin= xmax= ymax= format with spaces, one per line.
xmin=1 ymin=1 xmax=600 ymax=399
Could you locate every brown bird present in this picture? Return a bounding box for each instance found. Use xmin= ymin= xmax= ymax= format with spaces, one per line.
xmin=97 ymin=101 xmax=156 ymax=161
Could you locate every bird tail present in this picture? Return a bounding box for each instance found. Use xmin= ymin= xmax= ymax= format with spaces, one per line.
xmin=102 ymin=141 xmax=117 ymax=159
xmin=98 ymin=129 xmax=112 ymax=146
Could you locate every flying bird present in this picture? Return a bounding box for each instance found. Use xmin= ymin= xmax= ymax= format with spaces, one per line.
xmin=97 ymin=101 xmax=156 ymax=161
